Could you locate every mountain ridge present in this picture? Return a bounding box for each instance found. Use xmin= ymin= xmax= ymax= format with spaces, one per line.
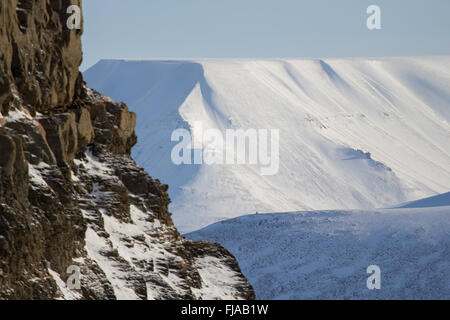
xmin=85 ymin=57 xmax=450 ymax=233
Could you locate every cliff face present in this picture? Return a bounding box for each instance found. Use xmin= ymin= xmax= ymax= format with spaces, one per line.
xmin=0 ymin=1 xmax=254 ymax=299
xmin=0 ymin=0 xmax=83 ymax=114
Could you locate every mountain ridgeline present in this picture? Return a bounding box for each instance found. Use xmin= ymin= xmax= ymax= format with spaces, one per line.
xmin=84 ymin=57 xmax=450 ymax=233
xmin=0 ymin=0 xmax=254 ymax=299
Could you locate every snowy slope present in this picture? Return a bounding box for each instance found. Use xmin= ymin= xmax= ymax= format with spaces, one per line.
xmin=186 ymin=201 xmax=450 ymax=300
xmin=397 ymin=192 xmax=450 ymax=209
xmin=84 ymin=57 xmax=450 ymax=233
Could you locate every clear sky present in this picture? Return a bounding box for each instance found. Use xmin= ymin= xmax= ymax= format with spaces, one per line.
xmin=80 ymin=0 xmax=450 ymax=71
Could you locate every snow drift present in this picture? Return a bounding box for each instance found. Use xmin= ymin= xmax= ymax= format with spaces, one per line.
xmin=84 ymin=57 xmax=450 ymax=233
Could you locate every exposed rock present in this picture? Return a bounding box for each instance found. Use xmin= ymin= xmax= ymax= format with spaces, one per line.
xmin=5 ymin=114 xmax=56 ymax=165
xmin=88 ymin=99 xmax=137 ymax=156
xmin=75 ymin=107 xmax=94 ymax=152
xmin=0 ymin=132 xmax=16 ymax=175
xmin=0 ymin=0 xmax=254 ymax=300
xmin=0 ymin=0 xmax=83 ymax=114
xmin=39 ymin=112 xmax=78 ymax=165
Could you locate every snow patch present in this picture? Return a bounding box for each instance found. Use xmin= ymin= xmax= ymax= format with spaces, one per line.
xmin=28 ymin=165 xmax=49 ymax=189
xmin=4 ymin=109 xmax=33 ymax=122
xmin=84 ymin=226 xmax=140 ymax=300
xmin=192 ymin=256 xmax=247 ymax=300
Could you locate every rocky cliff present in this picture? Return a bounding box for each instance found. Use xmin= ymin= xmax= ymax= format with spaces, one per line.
xmin=0 ymin=0 xmax=254 ymax=300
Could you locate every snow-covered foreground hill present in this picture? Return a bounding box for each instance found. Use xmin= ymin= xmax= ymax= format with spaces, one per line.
xmin=85 ymin=57 xmax=450 ymax=233
xmin=186 ymin=199 xmax=450 ymax=300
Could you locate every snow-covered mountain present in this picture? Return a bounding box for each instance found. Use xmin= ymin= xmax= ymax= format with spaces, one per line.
xmin=186 ymin=196 xmax=450 ymax=299
xmin=84 ymin=57 xmax=450 ymax=233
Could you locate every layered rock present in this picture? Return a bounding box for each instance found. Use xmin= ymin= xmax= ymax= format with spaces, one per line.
xmin=0 ymin=1 xmax=254 ymax=299
xmin=0 ymin=0 xmax=83 ymax=114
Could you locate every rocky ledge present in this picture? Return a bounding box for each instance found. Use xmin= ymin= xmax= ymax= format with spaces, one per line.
xmin=0 ymin=0 xmax=254 ymax=300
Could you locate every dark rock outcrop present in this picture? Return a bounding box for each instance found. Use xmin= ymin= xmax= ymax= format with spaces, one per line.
xmin=0 ymin=1 xmax=254 ymax=300
xmin=0 ymin=0 xmax=83 ymax=115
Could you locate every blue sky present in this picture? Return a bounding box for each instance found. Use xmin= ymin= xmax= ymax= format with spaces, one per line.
xmin=81 ymin=0 xmax=450 ymax=70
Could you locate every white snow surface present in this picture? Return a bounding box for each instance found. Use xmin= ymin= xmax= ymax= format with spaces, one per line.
xmin=85 ymin=57 xmax=450 ymax=233
xmin=191 ymin=255 xmax=248 ymax=300
xmin=28 ymin=165 xmax=49 ymax=189
xmin=187 ymin=201 xmax=450 ymax=300
xmin=396 ymin=191 xmax=450 ymax=209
